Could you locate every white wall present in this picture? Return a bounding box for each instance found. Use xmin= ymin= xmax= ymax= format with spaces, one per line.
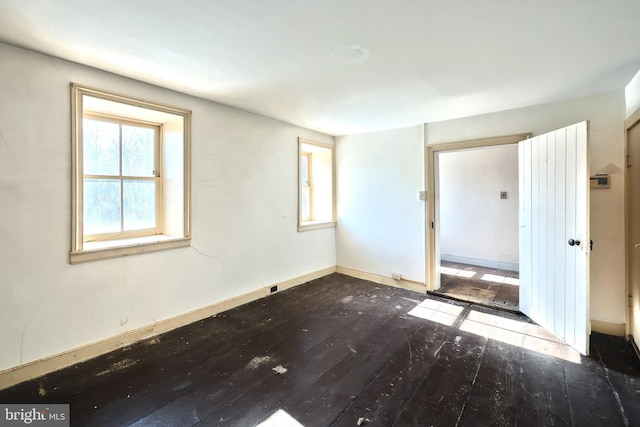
xmin=428 ymin=91 xmax=627 ymax=326
xmin=438 ymin=145 xmax=519 ymax=271
xmin=626 ymin=69 xmax=640 ymax=117
xmin=0 ymin=43 xmax=335 ymax=373
xmin=336 ymin=125 xmax=425 ymax=282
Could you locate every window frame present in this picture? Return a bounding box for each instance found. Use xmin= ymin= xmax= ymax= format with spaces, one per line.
xmin=82 ymin=113 xmax=163 ymax=242
xmin=71 ymin=84 xmax=192 ymax=263
xmin=297 ymin=137 xmax=336 ymax=231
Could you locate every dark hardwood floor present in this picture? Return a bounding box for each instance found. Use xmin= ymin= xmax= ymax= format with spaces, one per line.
xmin=437 ymin=261 xmax=520 ymax=312
xmin=1 ymin=273 xmax=639 ymax=426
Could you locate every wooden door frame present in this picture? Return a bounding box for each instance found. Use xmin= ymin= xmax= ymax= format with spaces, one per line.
xmin=625 ymin=107 xmax=640 ymax=341
xmin=425 ymin=132 xmax=531 ymax=291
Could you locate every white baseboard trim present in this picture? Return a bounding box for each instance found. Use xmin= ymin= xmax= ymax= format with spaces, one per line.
xmin=441 ymin=254 xmax=519 ymax=272
xmin=590 ymin=320 xmax=626 ymax=337
xmin=336 ymin=266 xmax=427 ymax=293
xmin=0 ymin=266 xmax=336 ymax=390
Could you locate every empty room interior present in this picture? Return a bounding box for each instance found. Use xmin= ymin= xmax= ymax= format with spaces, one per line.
xmin=435 ymin=144 xmax=521 ymax=312
xmin=1 ymin=1 xmax=640 ymax=426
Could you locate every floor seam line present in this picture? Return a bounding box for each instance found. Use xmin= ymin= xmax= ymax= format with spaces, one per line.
xmin=596 ymin=346 xmax=629 ymax=426
xmin=454 ymin=336 xmax=487 ymax=427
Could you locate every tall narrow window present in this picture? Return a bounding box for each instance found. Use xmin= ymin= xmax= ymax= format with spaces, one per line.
xmin=71 ymin=85 xmax=192 ymax=263
xmin=298 ymin=138 xmax=335 ymax=231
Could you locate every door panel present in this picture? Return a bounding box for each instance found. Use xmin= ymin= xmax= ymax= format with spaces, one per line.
xmin=519 ymin=122 xmax=589 ymax=355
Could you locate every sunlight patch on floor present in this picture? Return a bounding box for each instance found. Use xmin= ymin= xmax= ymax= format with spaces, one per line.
xmin=480 ymin=273 xmax=520 ymax=286
xmin=256 ymin=409 xmax=304 ymax=427
xmin=408 ymin=298 xmax=581 ymax=364
xmin=440 ymin=266 xmax=476 ymax=278
xmin=407 ymin=298 xmax=465 ymax=326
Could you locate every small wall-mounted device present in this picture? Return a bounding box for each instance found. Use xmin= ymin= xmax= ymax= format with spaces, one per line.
xmin=500 ymin=191 xmax=508 ymax=199
xmin=590 ymin=174 xmax=610 ymax=189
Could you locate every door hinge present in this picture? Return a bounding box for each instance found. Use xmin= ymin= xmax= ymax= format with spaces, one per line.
xmin=431 ymin=222 xmax=434 ymax=229
xmin=628 ymin=155 xmax=633 ymax=167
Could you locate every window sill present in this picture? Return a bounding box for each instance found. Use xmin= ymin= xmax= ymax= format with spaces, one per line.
xmin=70 ymin=235 xmax=191 ymax=264
xmin=298 ymin=220 xmax=336 ymax=232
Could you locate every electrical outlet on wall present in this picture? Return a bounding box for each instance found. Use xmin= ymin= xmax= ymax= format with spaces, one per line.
xmin=391 ymin=272 xmax=401 ymax=281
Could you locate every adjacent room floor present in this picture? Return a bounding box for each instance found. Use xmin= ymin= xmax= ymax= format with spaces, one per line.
xmin=1 ymin=273 xmax=638 ymax=426
xmin=437 ymin=261 xmax=520 ymax=312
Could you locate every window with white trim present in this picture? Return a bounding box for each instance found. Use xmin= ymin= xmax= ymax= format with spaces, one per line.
xmin=82 ymin=114 xmax=161 ymax=240
xmin=298 ymin=138 xmax=335 ymax=231
xmin=71 ymin=85 xmax=191 ymax=263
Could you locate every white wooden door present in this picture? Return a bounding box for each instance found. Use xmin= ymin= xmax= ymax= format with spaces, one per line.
xmin=519 ymin=121 xmax=590 ymax=355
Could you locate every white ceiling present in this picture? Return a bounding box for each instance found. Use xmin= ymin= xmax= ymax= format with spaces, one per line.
xmin=1 ymin=0 xmax=639 ymax=136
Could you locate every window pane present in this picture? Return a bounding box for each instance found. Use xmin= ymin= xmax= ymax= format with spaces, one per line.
xmin=301 ymin=187 xmax=310 ymax=221
xmin=300 ymin=154 xmax=309 ymax=185
xmin=83 ymin=119 xmax=120 ymax=176
xmin=84 ymin=179 xmax=121 ymax=235
xmin=122 ymin=125 xmax=155 ymax=177
xmin=123 ymin=180 xmax=156 ymax=231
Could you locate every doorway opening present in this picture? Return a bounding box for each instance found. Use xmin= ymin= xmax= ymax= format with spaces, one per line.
xmin=426 ymin=124 xmax=590 ymax=355
xmin=426 ymin=135 xmax=527 ymax=312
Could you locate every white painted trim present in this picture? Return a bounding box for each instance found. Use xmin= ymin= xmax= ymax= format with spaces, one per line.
xmin=298 ymin=220 xmax=337 ymax=232
xmin=427 ymin=133 xmax=532 ymax=152
xmin=70 ymin=236 xmax=191 ymax=264
xmin=440 ymin=254 xmax=519 ymax=273
xmin=625 ymin=107 xmax=640 ymax=131
xmin=298 ymin=138 xmax=334 ymax=150
xmin=423 ymin=124 xmax=429 ymax=295
xmin=336 ymin=266 xmax=427 ymax=293
xmin=0 ymin=266 xmax=336 ymax=390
